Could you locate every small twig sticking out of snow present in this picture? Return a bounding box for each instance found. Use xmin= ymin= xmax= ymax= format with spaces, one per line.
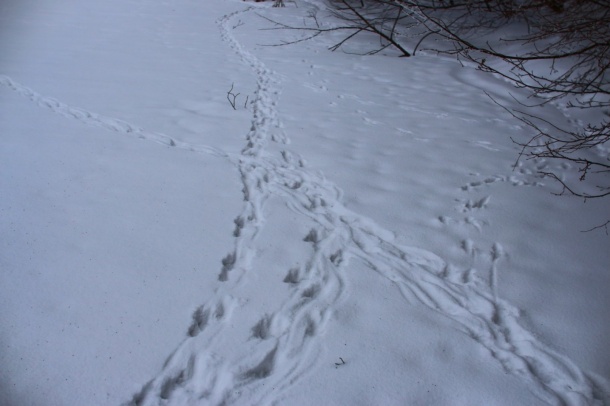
xmin=334 ymin=357 xmax=346 ymax=367
xmin=227 ymin=83 xmax=240 ymax=110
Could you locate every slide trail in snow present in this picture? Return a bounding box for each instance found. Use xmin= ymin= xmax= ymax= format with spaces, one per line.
xmin=2 ymin=3 xmax=607 ymax=405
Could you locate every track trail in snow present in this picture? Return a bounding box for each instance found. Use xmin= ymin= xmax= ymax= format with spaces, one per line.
xmin=0 ymin=75 xmax=229 ymax=159
xmin=2 ymin=3 xmax=607 ymax=405
xmin=126 ymin=5 xmax=607 ymax=406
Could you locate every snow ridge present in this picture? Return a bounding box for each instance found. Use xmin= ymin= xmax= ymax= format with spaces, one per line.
xmin=121 ymin=5 xmax=608 ymax=406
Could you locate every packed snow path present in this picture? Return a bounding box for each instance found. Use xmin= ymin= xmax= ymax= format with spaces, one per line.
xmin=1 ymin=1 xmax=608 ymax=405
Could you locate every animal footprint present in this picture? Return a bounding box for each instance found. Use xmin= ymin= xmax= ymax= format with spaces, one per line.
xmin=330 ymin=250 xmax=343 ymax=266
xmin=285 ymin=179 xmax=303 ymax=190
xmin=233 ymin=216 xmax=245 ymax=237
xmin=219 ymin=252 xmax=237 ymax=281
xmin=461 ymin=177 xmax=501 ymax=191
xmin=187 ymin=297 xmax=234 ymax=337
xmin=461 ymin=239 xmax=475 ymax=257
xmin=491 ymin=243 xmax=504 ymax=262
xmin=303 ymin=229 xmax=320 ymax=244
xmin=441 ymin=264 xmax=476 ymax=285
xmin=251 ymin=314 xmax=273 ymax=340
xmin=283 ymin=267 xmax=301 ymax=284
xmin=214 ymin=301 xmax=225 ymax=320
xmin=461 ymin=196 xmax=490 ymax=212
xmin=241 ymin=345 xmax=278 ymax=380
xmin=308 ymin=195 xmax=327 ymax=210
xmin=301 ymin=284 xmax=321 ymax=299
xmin=188 ymin=307 xmax=210 ymax=337
xmin=302 ymin=315 xmax=318 ymax=338
xmin=464 ymin=216 xmax=486 ymax=232
xmin=159 ymin=365 xmax=191 ymax=400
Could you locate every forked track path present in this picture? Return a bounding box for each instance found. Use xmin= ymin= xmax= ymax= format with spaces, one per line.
xmin=124 ymin=6 xmax=607 ymax=405
xmin=1 ymin=3 xmax=607 ymax=405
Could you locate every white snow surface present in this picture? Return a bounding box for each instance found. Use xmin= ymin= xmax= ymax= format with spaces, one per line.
xmin=1 ymin=0 xmax=609 ymax=405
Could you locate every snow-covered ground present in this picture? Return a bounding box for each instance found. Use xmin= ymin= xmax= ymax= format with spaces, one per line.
xmin=1 ymin=0 xmax=608 ymax=405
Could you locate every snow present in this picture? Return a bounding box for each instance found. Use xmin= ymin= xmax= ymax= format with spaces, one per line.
xmin=1 ymin=0 xmax=609 ymax=405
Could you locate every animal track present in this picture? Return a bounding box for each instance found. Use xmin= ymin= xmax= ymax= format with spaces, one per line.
xmin=301 ymin=284 xmax=321 ymax=299
xmin=214 ymin=301 xmax=225 ymax=320
xmin=461 ymin=172 xmax=543 ymax=192
xmin=303 ymin=315 xmax=317 ymax=337
xmin=251 ymin=315 xmax=273 ymax=340
xmin=241 ymin=345 xmax=278 ymax=381
xmin=330 ymin=249 xmax=343 ymax=266
xmin=461 ymin=239 xmax=475 ymax=257
xmin=188 ymin=307 xmax=210 ymax=337
xmin=219 ymin=252 xmax=237 ymax=281
xmin=461 ymin=176 xmax=503 ymax=191
xmin=308 ymin=195 xmax=327 ymax=210
xmin=441 ymin=264 xmax=476 ymax=285
xmin=187 ymin=297 xmax=235 ymax=337
xmin=460 ymin=195 xmax=491 ymax=212
xmin=490 ymin=243 xmax=504 ymax=262
xmin=159 ymin=367 xmax=189 ymax=400
xmin=303 ymin=229 xmax=319 ymax=244
xmin=438 ymin=215 xmax=487 ymax=232
xmin=0 ymin=75 xmax=227 ymax=157
xmin=233 ymin=216 xmax=246 ymax=237
xmin=283 ymin=267 xmax=301 ymax=284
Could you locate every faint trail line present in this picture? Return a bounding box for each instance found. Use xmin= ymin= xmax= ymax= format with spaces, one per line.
xmin=0 ymin=74 xmax=230 ymax=158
